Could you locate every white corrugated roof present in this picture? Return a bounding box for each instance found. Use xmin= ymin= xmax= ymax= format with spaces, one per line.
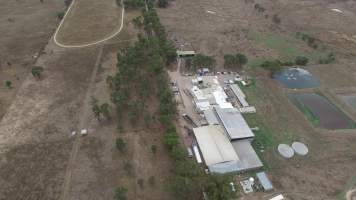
xmin=194 ymin=125 xmax=239 ymax=166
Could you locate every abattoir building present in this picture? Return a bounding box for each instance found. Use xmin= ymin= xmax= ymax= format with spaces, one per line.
xmin=193 ymin=125 xmax=263 ymax=173
xmin=189 ymin=76 xmax=263 ymax=173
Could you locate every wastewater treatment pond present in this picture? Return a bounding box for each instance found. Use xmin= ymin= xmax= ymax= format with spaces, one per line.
xmin=288 ymin=93 xmax=355 ymax=129
xmin=273 ymin=68 xmax=320 ymax=89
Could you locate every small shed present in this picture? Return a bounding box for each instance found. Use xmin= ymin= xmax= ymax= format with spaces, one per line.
xmin=177 ymin=50 xmax=196 ymax=57
xmin=256 ymin=172 xmax=273 ymax=191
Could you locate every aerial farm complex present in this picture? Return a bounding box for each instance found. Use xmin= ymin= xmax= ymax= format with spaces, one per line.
xmin=180 ymin=75 xmax=263 ymax=171
xmin=1 ymin=0 xmax=356 ymax=199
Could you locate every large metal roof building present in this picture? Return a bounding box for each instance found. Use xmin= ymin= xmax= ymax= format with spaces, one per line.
xmin=214 ymin=107 xmax=254 ymax=140
xmin=193 ymin=125 xmax=239 ymax=166
xmin=232 ymin=140 xmax=263 ymax=171
xmin=193 ymin=125 xmax=263 ymax=173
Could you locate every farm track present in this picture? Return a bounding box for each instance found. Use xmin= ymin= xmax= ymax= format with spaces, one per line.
xmin=59 ymin=46 xmax=104 ymax=200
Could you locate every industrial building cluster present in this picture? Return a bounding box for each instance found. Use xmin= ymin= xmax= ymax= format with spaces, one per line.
xmin=189 ymin=76 xmax=262 ymax=173
xmin=174 ymin=73 xmax=274 ymax=193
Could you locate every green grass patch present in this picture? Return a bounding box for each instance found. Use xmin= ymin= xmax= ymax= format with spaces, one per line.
xmin=243 ymin=113 xmax=278 ymax=170
xmin=248 ymin=31 xmax=331 ymax=64
xmin=248 ymin=31 xmax=303 ymax=60
xmin=247 ymin=58 xmax=267 ymax=68
xmin=237 ymin=78 xmax=258 ymax=104
xmin=291 ymin=97 xmax=320 ymax=126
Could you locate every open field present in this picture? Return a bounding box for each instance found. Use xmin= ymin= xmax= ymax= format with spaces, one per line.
xmin=0 ymin=0 xmax=173 ymax=199
xmin=55 ymin=0 xmax=122 ymax=46
xmin=158 ymin=0 xmax=356 ymax=198
xmin=0 ymin=0 xmax=63 ymax=120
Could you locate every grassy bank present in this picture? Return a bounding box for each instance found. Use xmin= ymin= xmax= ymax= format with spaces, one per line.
xmin=292 ymin=98 xmax=320 ymax=126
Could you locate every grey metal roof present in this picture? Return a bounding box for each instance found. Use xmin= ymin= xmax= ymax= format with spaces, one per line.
xmin=203 ymin=109 xmax=219 ymax=125
xmin=208 ymin=160 xmax=240 ymax=173
xmin=214 ymin=107 xmax=254 ymax=140
xmin=208 ymin=140 xmax=263 ymax=173
xmin=256 ymin=172 xmax=273 ymax=191
xmin=232 ymin=140 xmax=263 ymax=171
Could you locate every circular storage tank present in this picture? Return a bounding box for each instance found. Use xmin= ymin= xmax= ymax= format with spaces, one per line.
xmin=278 ymin=144 xmax=294 ymax=159
xmin=292 ymin=142 xmax=309 ymax=156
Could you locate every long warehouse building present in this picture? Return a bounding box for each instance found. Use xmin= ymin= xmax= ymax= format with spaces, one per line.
xmin=214 ymin=107 xmax=254 ymax=140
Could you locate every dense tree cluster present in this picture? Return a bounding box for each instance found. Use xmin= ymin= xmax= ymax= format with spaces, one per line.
xmin=224 ymin=53 xmax=248 ymax=69
xmin=260 ymin=59 xmax=284 ymax=74
xmin=185 ymin=54 xmax=216 ymax=72
xmin=123 ymin=0 xmax=145 ymax=8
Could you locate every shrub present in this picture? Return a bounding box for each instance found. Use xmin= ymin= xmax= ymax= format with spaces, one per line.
xmin=163 ymin=131 xmax=179 ymax=151
xmin=31 ymin=66 xmax=44 ymax=79
xmin=123 ymin=162 xmax=134 ymax=176
xmin=114 ymin=187 xmax=128 ymax=200
xmin=123 ymin=0 xmax=145 ymax=8
xmin=100 ymin=103 xmax=111 ymax=120
xmin=319 ymin=53 xmax=336 ymax=64
xmin=260 ymin=59 xmax=283 ymax=73
xmin=64 ymin=0 xmax=72 ymax=7
xmin=132 ymin=16 xmax=143 ymax=28
xmin=5 ymin=80 xmax=12 ymax=89
xmin=158 ymin=0 xmax=168 ymax=7
xmin=137 ymin=178 xmax=144 ymax=189
xmin=204 ymin=174 xmax=237 ymax=200
xmin=116 ymin=138 xmax=126 ymax=152
xmin=272 ymin=14 xmax=281 ymax=24
xmin=148 ymin=176 xmax=156 ymax=186
xmin=57 ymin=11 xmax=65 ymax=20
xmin=150 ymin=144 xmax=157 ymax=154
xmin=295 ymin=56 xmax=309 ymax=66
